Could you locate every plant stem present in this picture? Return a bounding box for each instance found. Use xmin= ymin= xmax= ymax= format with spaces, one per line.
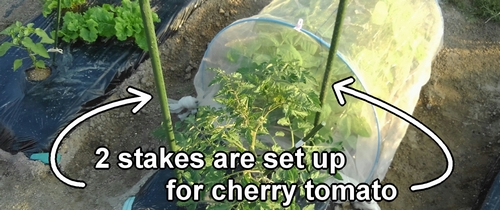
xmin=138 ymin=0 xmax=179 ymax=175
xmin=313 ymin=0 xmax=348 ymax=126
xmin=52 ymin=0 xmax=62 ymax=65
xmin=250 ymin=120 xmax=264 ymax=155
xmin=28 ymin=50 xmax=37 ymax=68
xmin=287 ymin=121 xmax=325 ymax=154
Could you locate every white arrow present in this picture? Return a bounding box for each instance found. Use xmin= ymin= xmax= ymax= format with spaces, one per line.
xmin=49 ymin=86 xmax=153 ymax=188
xmin=332 ymin=76 xmax=454 ymax=192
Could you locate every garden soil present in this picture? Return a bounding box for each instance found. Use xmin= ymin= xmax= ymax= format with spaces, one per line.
xmin=1 ymin=0 xmax=500 ymax=209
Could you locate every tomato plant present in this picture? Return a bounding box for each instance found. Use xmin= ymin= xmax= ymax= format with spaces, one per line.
xmin=154 ymin=58 xmax=342 ymax=209
xmin=226 ymin=22 xmax=372 ymax=149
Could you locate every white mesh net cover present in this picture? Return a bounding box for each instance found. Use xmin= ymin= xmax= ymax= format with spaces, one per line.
xmin=172 ymin=0 xmax=444 ymax=208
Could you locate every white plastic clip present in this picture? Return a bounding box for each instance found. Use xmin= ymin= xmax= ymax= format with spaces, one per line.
xmin=294 ymin=18 xmax=303 ymax=31
xmin=295 ymin=139 xmax=304 ymax=148
xmin=47 ymin=48 xmax=63 ymax=54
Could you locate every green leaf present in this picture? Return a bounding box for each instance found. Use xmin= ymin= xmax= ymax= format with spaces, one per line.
xmin=64 ymin=12 xmax=84 ymax=32
xmin=271 ymin=143 xmax=282 ymax=153
xmin=114 ymin=21 xmax=128 ymax=41
xmin=26 ymin=23 xmax=34 ymax=30
xmin=134 ymin=30 xmax=149 ymax=51
xmin=34 ymin=28 xmax=54 ymax=44
xmin=13 ymin=59 xmax=23 ymax=71
xmin=306 ymin=90 xmax=321 ymax=106
xmin=275 ymin=131 xmax=285 ymax=137
xmin=258 ymin=33 xmax=280 ymax=47
xmin=36 ymin=43 xmax=50 ymax=58
xmin=50 ymin=30 xmax=56 ymax=40
xmin=102 ymin=3 xmax=115 ymax=12
xmin=62 ymin=0 xmax=72 ymax=7
xmin=86 ymin=18 xmax=99 ymax=30
xmin=246 ymin=41 xmax=261 ymax=55
xmin=78 ymin=19 xmax=99 ymax=42
xmin=224 ymin=131 xmax=246 ymax=151
xmin=42 ymin=0 xmax=59 ymax=17
xmin=338 ymin=115 xmax=352 ymax=139
xmin=21 ymin=37 xmax=50 ymax=58
xmin=351 ymin=115 xmax=372 ymax=137
xmin=152 ymin=12 xmax=161 ymax=23
xmin=291 ymin=109 xmax=308 ymax=118
xmin=277 ymin=117 xmax=290 ymax=126
xmin=85 ymin=6 xmax=116 ymax=38
xmin=66 ymin=20 xmax=81 ymax=32
xmin=252 ymin=53 xmax=272 ymax=64
xmin=255 ymin=139 xmax=269 ymax=150
xmin=35 ymin=60 xmax=46 ymax=69
xmin=299 ymin=40 xmax=319 ymax=55
xmin=152 ymin=125 xmax=166 ymax=140
xmin=280 ymin=30 xmax=294 ymax=44
xmin=296 ymin=51 xmax=316 ymax=69
xmin=0 ymin=23 xmax=16 ymax=35
xmin=79 ymin=28 xmax=96 ymax=42
xmin=287 ymin=169 xmax=298 ymax=182
xmin=310 ymin=171 xmax=331 ymax=183
xmin=277 ymin=44 xmax=302 ymax=64
xmin=226 ymin=48 xmax=242 ymax=63
xmin=0 ymin=42 xmax=14 ymax=56
xmin=334 ymin=171 xmax=343 ymax=180
xmin=97 ymin=21 xmax=116 ymax=38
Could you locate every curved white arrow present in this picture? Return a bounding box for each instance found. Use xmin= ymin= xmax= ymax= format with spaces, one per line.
xmin=332 ymin=76 xmax=454 ymax=192
xmin=49 ymin=86 xmax=152 ymax=188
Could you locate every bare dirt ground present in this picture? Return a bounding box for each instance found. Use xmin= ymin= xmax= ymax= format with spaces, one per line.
xmin=0 ymin=0 xmax=499 ymax=209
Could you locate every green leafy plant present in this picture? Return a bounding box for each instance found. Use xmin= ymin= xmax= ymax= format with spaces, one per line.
xmin=144 ymin=0 xmax=355 ymax=208
xmin=226 ymin=22 xmax=372 ymax=149
xmin=58 ymin=11 xmax=85 ymax=42
xmin=0 ymin=21 xmax=54 ymax=71
xmin=58 ymin=4 xmax=116 ymax=43
xmin=251 ymin=0 xmax=442 ymax=126
xmin=474 ymin=0 xmax=500 ymax=22
xmin=42 ymin=0 xmax=87 ymax=17
xmin=58 ymin=0 xmax=160 ymax=50
xmin=154 ymin=58 xmax=344 ymax=209
xmin=449 ymin=0 xmax=500 ymax=23
xmin=113 ymin=0 xmax=159 ymax=50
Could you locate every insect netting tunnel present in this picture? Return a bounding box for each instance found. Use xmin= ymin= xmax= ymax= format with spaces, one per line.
xmin=193 ymin=0 xmax=443 ymax=198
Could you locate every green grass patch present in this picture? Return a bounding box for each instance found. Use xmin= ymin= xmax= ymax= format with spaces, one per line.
xmin=448 ymin=0 xmax=500 ymax=23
